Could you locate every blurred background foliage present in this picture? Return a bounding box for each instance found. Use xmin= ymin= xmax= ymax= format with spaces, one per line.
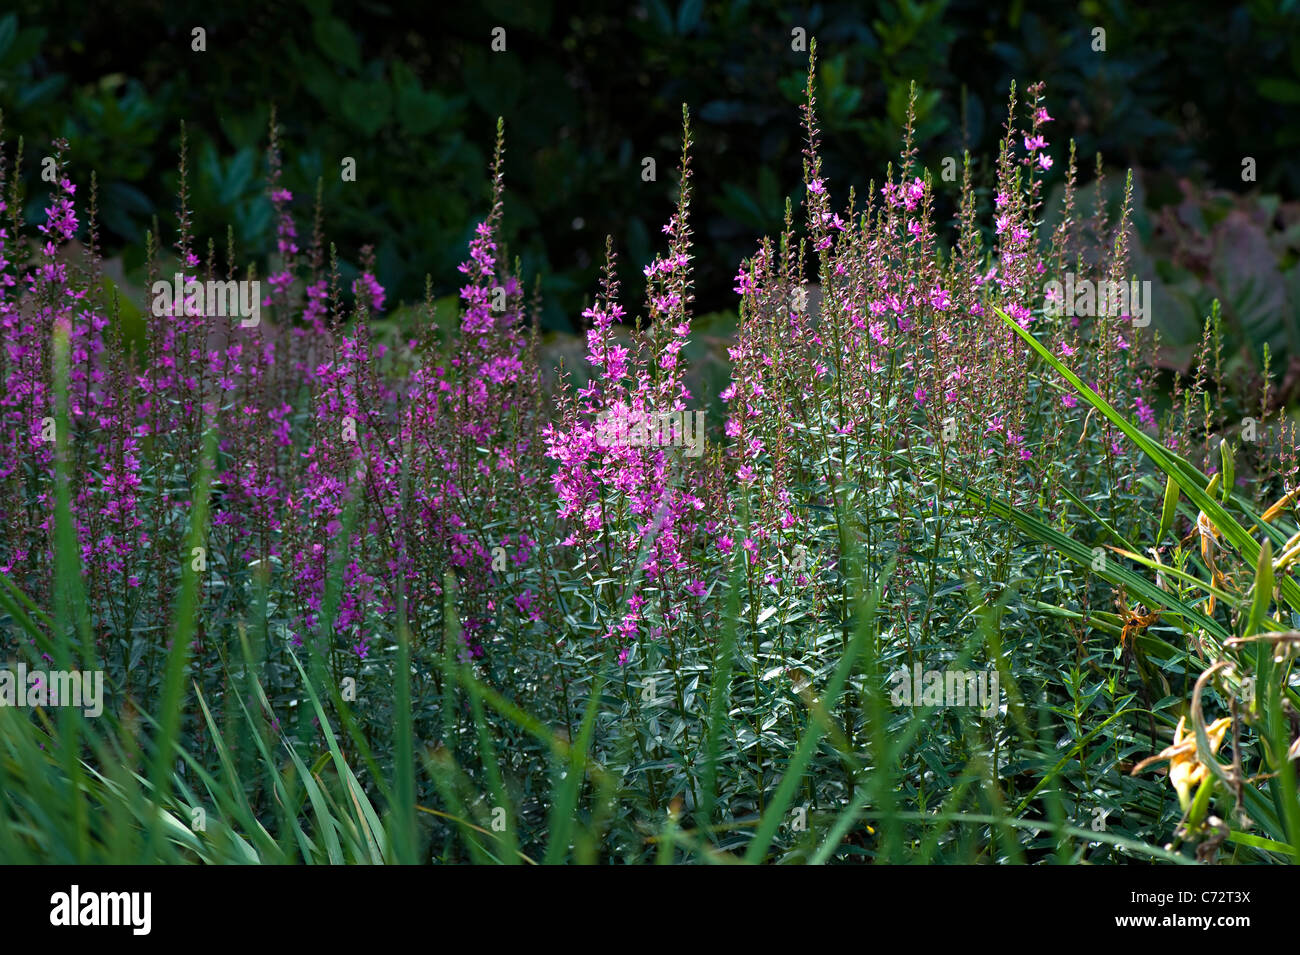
xmin=1 ymin=0 xmax=1298 ymax=353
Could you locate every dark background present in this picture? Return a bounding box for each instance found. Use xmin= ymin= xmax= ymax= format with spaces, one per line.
xmin=2 ymin=0 xmax=1298 ymax=350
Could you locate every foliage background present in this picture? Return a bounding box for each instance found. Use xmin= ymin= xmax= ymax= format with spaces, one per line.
xmin=3 ymin=0 xmax=1298 ymax=341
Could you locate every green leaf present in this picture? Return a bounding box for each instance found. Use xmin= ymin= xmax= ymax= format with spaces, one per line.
xmin=677 ymin=0 xmax=703 ymax=34
xmin=1159 ymin=473 xmax=1180 ymax=544
xmin=1246 ymin=538 xmax=1274 ymax=638
xmin=1226 ymin=830 xmax=1294 ymax=856
xmin=1220 ymin=441 xmax=1235 ymax=502
xmin=0 ymin=14 xmax=17 ymax=62
xmin=340 ymin=81 xmax=392 ymax=136
xmin=1257 ymin=77 xmax=1300 ymax=103
xmin=312 ymin=16 xmax=361 ymax=72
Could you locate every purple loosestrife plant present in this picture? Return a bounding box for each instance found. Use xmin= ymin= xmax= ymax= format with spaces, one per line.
xmin=402 ymin=119 xmax=544 ymax=662
xmin=546 ymin=106 xmax=716 ymax=669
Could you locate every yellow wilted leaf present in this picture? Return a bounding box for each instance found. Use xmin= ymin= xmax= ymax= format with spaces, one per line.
xmin=1131 ymin=716 xmax=1232 ymax=812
